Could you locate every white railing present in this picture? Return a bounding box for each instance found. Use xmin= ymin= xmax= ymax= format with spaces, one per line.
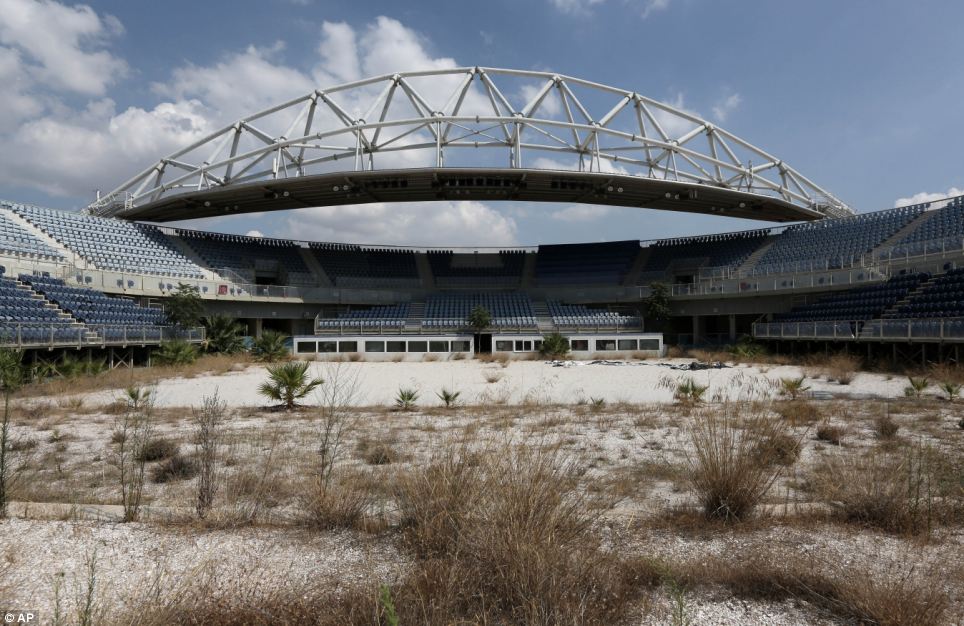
xmin=670 ymin=266 xmax=890 ymax=297
xmin=753 ymin=318 xmax=964 ymax=342
xmin=0 ymin=324 xmax=205 ymax=349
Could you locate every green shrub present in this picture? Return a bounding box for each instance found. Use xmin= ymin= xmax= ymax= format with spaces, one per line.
xmin=395 ymin=388 xmax=419 ymax=411
xmin=204 ymin=314 xmax=246 ymax=354
xmin=136 ymin=437 xmax=178 ymax=462
xmin=252 ymin=331 xmax=289 ymax=362
xmin=259 ymin=361 xmax=324 ymax=410
xmin=539 ymin=332 xmax=570 ymax=359
xmin=153 ymin=340 xmax=198 ymax=366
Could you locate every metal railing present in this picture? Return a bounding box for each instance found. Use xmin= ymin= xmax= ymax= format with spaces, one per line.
xmin=753 ymin=318 xmax=964 ymax=342
xmin=315 ymin=318 xmax=644 ymax=336
xmin=670 ymin=267 xmax=890 ymax=297
xmin=0 ymin=324 xmax=205 ymax=349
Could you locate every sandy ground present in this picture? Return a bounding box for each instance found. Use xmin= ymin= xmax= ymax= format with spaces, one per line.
xmin=74 ymin=358 xmax=920 ymax=409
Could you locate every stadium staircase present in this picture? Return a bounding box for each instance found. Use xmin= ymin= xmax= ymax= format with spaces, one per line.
xmin=414 ymin=254 xmax=434 ymax=288
xmin=622 ymin=247 xmax=651 ymax=286
xmin=297 ymin=248 xmax=332 ymax=286
xmin=735 ymin=234 xmax=779 ymax=274
xmin=873 ymin=208 xmax=942 ymax=253
xmin=404 ymin=301 xmax=425 ymax=332
xmin=158 ymin=235 xmax=218 ymax=280
xmin=532 ymin=301 xmax=556 ymax=332
xmin=520 ymin=253 xmax=537 ymax=288
xmin=13 ymin=278 xmax=93 ymax=339
xmin=879 ymin=274 xmax=939 ymax=319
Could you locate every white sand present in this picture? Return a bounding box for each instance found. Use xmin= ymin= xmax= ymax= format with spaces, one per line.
xmin=80 ymin=358 xmax=916 ymax=408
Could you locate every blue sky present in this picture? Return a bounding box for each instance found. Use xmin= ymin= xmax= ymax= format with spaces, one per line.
xmin=0 ymin=0 xmax=962 ymax=246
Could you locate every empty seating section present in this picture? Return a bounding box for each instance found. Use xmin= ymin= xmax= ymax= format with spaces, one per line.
xmin=0 ymin=268 xmax=84 ymax=344
xmin=10 ymin=203 xmax=204 ymax=278
xmin=890 ymin=268 xmax=964 ymax=318
xmin=884 ymin=196 xmax=964 ymax=257
xmin=175 ymin=230 xmax=314 ymax=284
xmin=317 ymin=303 xmax=409 ymax=330
xmin=311 ymin=243 xmax=419 ymax=288
xmin=547 ymin=301 xmax=638 ymax=327
xmin=19 ymin=274 xmax=168 ymax=341
xmin=428 ymin=250 xmax=525 ymax=287
xmin=774 ymin=273 xmax=927 ymax=322
xmin=535 ymin=241 xmax=639 ymax=285
xmin=0 ymin=206 xmax=65 ymax=261
xmin=423 ymin=293 xmax=535 ymax=329
xmin=642 ymin=230 xmax=769 ymax=274
xmin=752 ymin=206 xmax=924 ymax=274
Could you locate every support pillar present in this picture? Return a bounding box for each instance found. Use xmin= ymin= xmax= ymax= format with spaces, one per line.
xmin=728 ymin=314 xmax=737 ymax=342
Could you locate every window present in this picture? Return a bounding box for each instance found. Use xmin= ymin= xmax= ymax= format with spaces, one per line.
xmin=571 ymin=339 xmax=589 ymax=351
xmin=386 ymin=341 xmax=406 ymax=353
xmin=296 ymin=341 xmax=316 ymax=354
xmin=638 ymin=339 xmax=660 ymax=351
xmin=429 ymin=340 xmax=450 ymax=352
xmin=495 ymin=340 xmax=513 ymax=352
xmin=534 ymin=340 xmax=543 ymax=351
xmin=408 ymin=341 xmax=428 ymax=353
xmin=451 ymin=340 xmax=471 ymax=352
xmin=338 ymin=341 xmax=358 ymax=353
xmin=318 ymin=341 xmax=337 ymax=353
xmin=365 ymin=341 xmax=385 ymax=352
xmin=596 ymin=339 xmax=616 ymax=351
xmin=514 ymin=340 xmax=532 ymax=351
xmin=617 ymin=339 xmax=638 ymax=350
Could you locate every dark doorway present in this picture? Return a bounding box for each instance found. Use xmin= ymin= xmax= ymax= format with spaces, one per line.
xmin=474 ymin=333 xmax=492 ymax=354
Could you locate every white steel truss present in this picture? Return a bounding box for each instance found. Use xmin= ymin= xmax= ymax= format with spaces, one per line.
xmin=88 ymin=67 xmax=852 ymax=218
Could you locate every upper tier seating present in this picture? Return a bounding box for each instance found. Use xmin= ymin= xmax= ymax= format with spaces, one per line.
xmin=10 ymin=203 xmax=205 ymax=279
xmin=751 ymin=205 xmax=925 ymax=274
xmin=641 ymin=230 xmax=769 ymax=275
xmin=882 ymin=196 xmax=964 ymax=257
xmin=0 ymin=267 xmax=84 ymax=344
xmin=427 ymin=250 xmax=525 ymax=288
xmin=547 ymin=301 xmax=639 ymax=327
xmin=0 ymin=206 xmax=65 ymax=261
xmin=174 ymin=230 xmax=315 ymax=285
xmin=310 ymin=243 xmax=420 ymax=288
xmin=773 ymin=273 xmax=928 ymax=322
xmin=20 ymin=274 xmax=168 ymax=341
xmin=316 ymin=303 xmax=409 ymax=330
xmin=423 ymin=292 xmax=536 ymax=329
xmin=535 ymin=241 xmax=639 ymax=285
xmin=889 ymin=268 xmax=964 ymax=318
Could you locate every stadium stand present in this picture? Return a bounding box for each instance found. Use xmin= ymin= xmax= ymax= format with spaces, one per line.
xmin=310 ymin=243 xmax=420 ymax=288
xmin=316 ymin=303 xmax=409 ymax=330
xmin=19 ymin=274 xmax=168 ymax=341
xmin=0 ymin=206 xmax=65 ymax=261
xmin=535 ymin=241 xmax=639 ymax=285
xmin=173 ymin=230 xmax=315 ymax=285
xmin=427 ymin=250 xmax=525 ymax=288
xmin=423 ymin=292 xmax=536 ymax=329
xmin=10 ymin=203 xmax=205 ymax=279
xmin=750 ymin=205 xmax=925 ymax=274
xmin=773 ymin=273 xmax=928 ymax=322
xmin=641 ymin=230 xmax=769 ymax=274
xmin=547 ymin=301 xmax=639 ymax=327
xmin=0 ymin=268 xmax=85 ymax=344
xmin=888 ymin=268 xmax=964 ymax=318
xmin=882 ymin=196 xmax=964 ymax=257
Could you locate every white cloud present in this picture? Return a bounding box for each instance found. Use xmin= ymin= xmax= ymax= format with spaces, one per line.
xmin=0 ymin=0 xmax=127 ymax=95
xmin=549 ymin=0 xmax=605 ymax=15
xmin=317 ymin=22 xmax=360 ymax=84
xmin=520 ymin=82 xmax=561 ymax=117
xmin=895 ymin=187 xmax=964 ymax=207
xmin=711 ymin=92 xmax=742 ymax=122
xmin=550 ymin=0 xmax=670 ymax=18
xmin=551 ymin=205 xmax=611 ymax=222
xmin=245 ymin=230 xmax=264 ymax=238
xmin=287 ymin=201 xmax=518 ymax=247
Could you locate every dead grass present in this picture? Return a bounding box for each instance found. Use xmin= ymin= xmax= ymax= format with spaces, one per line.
xmin=774 ymin=400 xmax=822 ymax=426
xmin=815 ymin=422 xmax=843 ymax=445
xmin=299 ymin=473 xmax=381 ymax=532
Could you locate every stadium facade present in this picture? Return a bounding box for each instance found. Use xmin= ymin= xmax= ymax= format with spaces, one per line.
xmin=0 ymin=68 xmax=961 ymax=365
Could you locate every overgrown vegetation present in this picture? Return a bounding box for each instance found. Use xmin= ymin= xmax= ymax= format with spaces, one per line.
xmin=673 ymin=378 xmax=708 ymax=404
xmin=152 ymin=339 xmax=199 ymax=366
xmin=0 ymin=348 xmax=24 ymax=517
xmin=259 ymin=361 xmax=324 ymax=410
xmin=539 ymin=332 xmax=570 ymax=359
xmin=166 ymin=283 xmax=205 ymax=329
xmin=111 ymin=386 xmax=156 ymax=522
xmin=204 ymin=315 xmax=246 ymax=354
xmin=778 ymin=376 xmax=809 ymax=400
xmin=394 ymin=387 xmax=419 ymax=411
xmin=193 ymin=392 xmax=226 ymax=519
xmin=903 ymin=375 xmax=930 ymax=398
xmin=467 ymin=306 xmax=491 ymax=332
xmin=251 ymin=330 xmax=289 ymax=362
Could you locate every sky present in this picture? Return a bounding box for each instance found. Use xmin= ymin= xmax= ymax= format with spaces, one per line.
xmin=0 ymin=0 xmax=962 ymax=247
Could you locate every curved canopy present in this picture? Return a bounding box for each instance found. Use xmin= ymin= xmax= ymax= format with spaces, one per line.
xmin=88 ymin=67 xmax=852 ymax=222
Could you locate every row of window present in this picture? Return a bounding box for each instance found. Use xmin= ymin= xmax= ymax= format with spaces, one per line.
xmin=494 ymin=338 xmax=660 ymax=352
xmin=296 ymin=339 xmax=472 ymax=354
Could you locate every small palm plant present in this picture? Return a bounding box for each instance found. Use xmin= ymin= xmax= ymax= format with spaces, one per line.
xmin=204 ymin=314 xmax=245 ymax=354
xmin=778 ymin=376 xmax=810 ymax=401
xmin=436 ymin=388 xmax=460 ymax=408
xmin=904 ymin=376 xmax=930 ymax=399
xmin=153 ymin=339 xmax=198 ymax=367
xmin=252 ymin=330 xmax=289 ymax=362
xmin=589 ymin=397 xmax=606 ymax=411
xmin=939 ymin=380 xmax=962 ymax=402
xmin=674 ymin=378 xmax=708 ymax=404
xmin=395 ymin=387 xmax=419 ymax=411
xmin=259 ymin=361 xmax=324 ymax=410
